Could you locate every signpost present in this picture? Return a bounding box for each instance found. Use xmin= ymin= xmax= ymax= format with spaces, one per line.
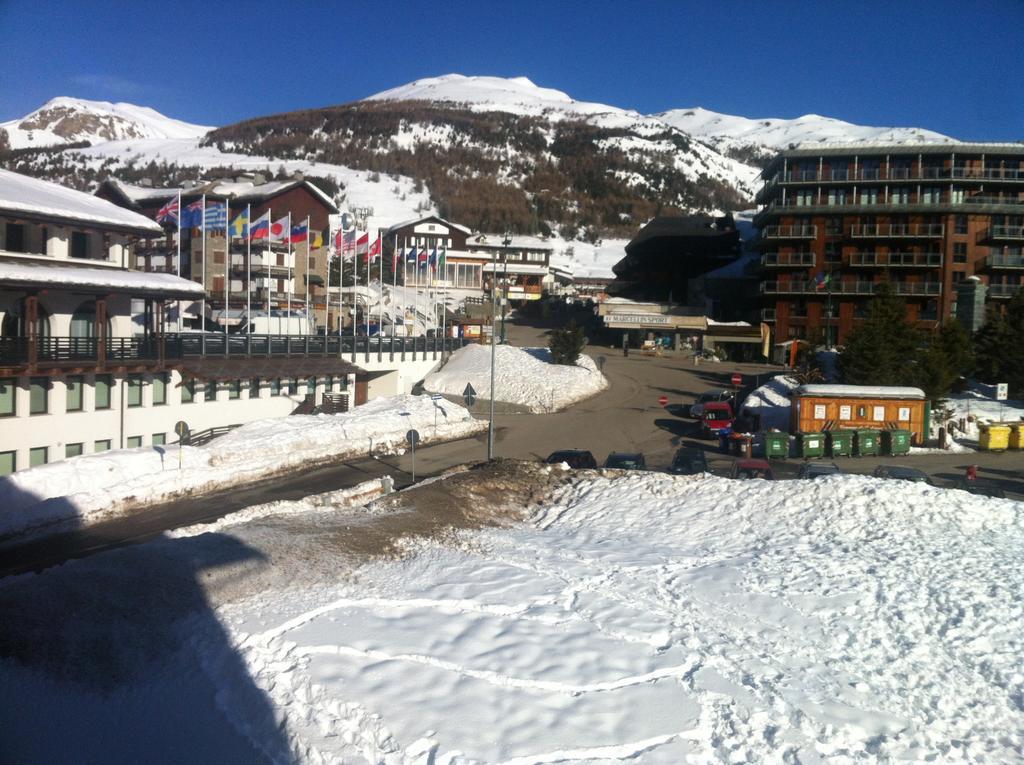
xmin=996 ymin=382 xmax=1008 ymax=421
xmin=406 ymin=428 xmax=420 ymax=482
xmin=596 ymin=355 xmax=606 ymax=373
xmin=174 ymin=420 xmax=189 ymax=470
xmin=658 ymin=395 xmax=668 ymax=407
xmin=430 ymin=393 xmax=444 ymax=432
xmin=731 ymin=373 xmax=742 ymax=387
xmin=463 ymin=382 xmax=477 ymax=408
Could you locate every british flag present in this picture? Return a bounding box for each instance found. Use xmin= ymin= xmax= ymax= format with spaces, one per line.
xmin=155 ymin=196 xmax=179 ymax=226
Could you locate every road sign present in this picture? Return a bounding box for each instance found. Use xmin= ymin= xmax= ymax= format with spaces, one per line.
xmin=406 ymin=429 xmax=420 ymax=446
xmin=430 ymin=394 xmax=444 ymax=401
xmin=463 ymin=383 xmax=477 ymax=397
xmin=596 ymin=355 xmax=607 ymax=372
xmin=464 ymin=394 xmax=476 ymax=407
xmin=996 ymin=383 xmax=1008 ymax=401
xmin=658 ymin=395 xmax=668 ymax=407
xmin=731 ymin=373 xmax=742 ymax=387
xmin=174 ymin=420 xmax=189 ymax=437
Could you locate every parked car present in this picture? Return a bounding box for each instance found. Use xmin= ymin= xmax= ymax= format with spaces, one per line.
xmin=730 ymin=459 xmax=774 ymax=480
xmin=604 ymin=452 xmax=647 ymax=470
xmin=544 ymin=449 xmax=598 ymax=469
xmin=689 ymin=389 xmax=735 ymax=419
xmin=669 ymin=448 xmax=709 ymax=475
xmin=699 ymin=401 xmax=735 ymax=439
xmin=951 ymin=479 xmax=1007 ymax=499
xmin=797 ymin=462 xmax=843 ymax=479
xmin=872 ymin=465 xmax=935 ymax=485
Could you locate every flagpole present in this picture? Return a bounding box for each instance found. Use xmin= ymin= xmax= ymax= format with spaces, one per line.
xmin=266 ymin=207 xmax=272 ymax=320
xmin=304 ymin=215 xmax=311 ymax=333
xmin=379 ymin=235 xmax=384 ymax=339
xmin=325 ymin=219 xmax=331 ymax=337
xmin=403 ymin=238 xmax=408 ymax=337
xmin=176 ymin=190 xmax=182 ymax=333
xmin=245 ymin=204 xmax=251 ymax=335
xmin=338 ymin=230 xmax=344 ymax=339
xmin=200 ymin=194 xmax=206 ymax=336
xmin=224 ymin=194 xmax=229 ymax=338
xmin=365 ymin=236 xmax=371 ymax=338
xmin=392 ymin=234 xmax=398 ymax=343
xmin=353 ymin=231 xmax=359 ymax=352
xmin=286 ymin=211 xmax=293 ymax=333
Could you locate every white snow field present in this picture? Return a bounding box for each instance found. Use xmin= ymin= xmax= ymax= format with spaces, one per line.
xmin=4 ymin=469 xmax=1022 ymax=763
xmin=424 ymin=344 xmax=608 ymax=412
xmin=0 ymin=394 xmax=484 ymax=538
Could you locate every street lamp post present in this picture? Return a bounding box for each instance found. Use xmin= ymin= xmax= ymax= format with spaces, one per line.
xmin=500 ymin=232 xmax=511 ymax=344
xmin=487 ymin=244 xmax=498 ymax=461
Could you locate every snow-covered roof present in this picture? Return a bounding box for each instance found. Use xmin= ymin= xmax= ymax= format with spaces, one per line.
xmin=470 ymin=234 xmax=554 ymax=251
xmin=0 ymin=169 xmax=163 ymax=234
xmin=795 ymin=384 xmax=925 ymax=400
xmin=385 ymin=215 xmax=472 ymax=236
xmin=0 ymin=260 xmax=206 ymax=298
xmin=101 ymin=178 xmax=184 ymax=206
xmin=482 ymin=262 xmax=550 ymax=275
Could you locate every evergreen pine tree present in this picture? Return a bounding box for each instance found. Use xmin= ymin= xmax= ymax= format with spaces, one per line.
xmin=838 ymin=282 xmax=922 ymax=386
xmin=913 ymin=321 xmax=972 ymax=402
xmin=548 ymin=320 xmax=588 ymax=366
xmin=973 ymin=303 xmax=1011 ymax=385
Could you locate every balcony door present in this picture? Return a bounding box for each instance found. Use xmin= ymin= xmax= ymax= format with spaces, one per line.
xmin=1 ymin=298 xmax=50 ymax=338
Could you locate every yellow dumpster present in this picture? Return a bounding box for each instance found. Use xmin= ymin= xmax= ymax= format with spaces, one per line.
xmin=1009 ymin=424 xmax=1024 ymax=450
xmin=979 ymin=424 xmax=1011 ymax=451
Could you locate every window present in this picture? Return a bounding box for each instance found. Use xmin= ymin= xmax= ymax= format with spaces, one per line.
xmin=94 ymin=439 xmax=111 ymax=452
xmin=64 ymin=375 xmax=84 ymax=412
xmin=181 ymin=379 xmax=195 ymax=404
xmin=859 ymin=188 xmax=879 ymax=205
xmin=827 ymin=189 xmax=847 ymax=206
xmin=65 ymin=442 xmax=83 ymax=459
xmin=5 ymin=223 xmax=25 ymax=252
xmin=288 ymin=379 xmax=298 ymax=395
xmin=824 ymin=244 xmax=841 ymax=263
xmin=70 ymin=231 xmax=89 ymax=259
xmin=955 ymin=215 xmax=968 ymax=235
xmin=953 ymin=243 xmax=967 ymax=263
xmin=270 ymin=378 xmax=281 ymax=396
xmin=0 ymin=450 xmax=14 ymax=475
xmin=860 ymin=160 xmax=880 ymax=180
xmin=228 ymin=380 xmax=241 ymax=399
xmin=306 ymin=377 xmax=317 ymax=395
xmin=795 ymin=189 xmax=815 ymax=206
xmin=207 ymin=381 xmax=219 ymax=400
xmin=127 ymin=436 xmax=143 ymax=448
xmin=30 ymin=377 xmax=48 ymax=414
xmin=921 ymin=187 xmax=942 ymax=204
xmin=952 ymin=271 xmax=967 ymax=283
xmin=127 ymin=374 xmax=143 ymax=407
xmin=152 ymin=373 xmax=167 ymax=405
xmin=152 ymin=433 xmax=166 ymax=446
xmin=325 ymin=375 xmax=334 ymax=392
xmin=951 ymin=188 xmax=964 ymax=204
xmin=830 ymin=163 xmax=848 ymax=181
xmin=890 ymin=187 xmax=909 ymax=205
xmin=94 ymin=374 xmax=112 ymax=409
xmin=890 ymin=160 xmax=911 ymax=179
xmin=29 ymin=446 xmax=48 ymax=467
xmin=249 ymin=377 xmax=260 ymax=398
xmin=0 ymin=377 xmax=14 ymax=417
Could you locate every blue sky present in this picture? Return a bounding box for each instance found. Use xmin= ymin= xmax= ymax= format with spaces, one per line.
xmin=2 ymin=0 xmax=1021 ymax=141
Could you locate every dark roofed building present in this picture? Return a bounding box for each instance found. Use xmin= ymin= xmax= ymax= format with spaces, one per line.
xmin=611 ymin=214 xmax=742 ymax=301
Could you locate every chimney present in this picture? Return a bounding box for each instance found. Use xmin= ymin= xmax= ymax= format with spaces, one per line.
xmin=292 ymin=170 xmax=304 ymax=181
xmin=253 ymin=172 xmax=266 ymax=185
xmin=139 ymin=178 xmax=153 ymax=188
xmin=182 ymin=180 xmax=195 ymax=189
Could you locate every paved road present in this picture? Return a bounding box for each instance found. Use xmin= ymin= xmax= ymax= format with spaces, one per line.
xmin=3 ymin=313 xmax=1022 ymax=575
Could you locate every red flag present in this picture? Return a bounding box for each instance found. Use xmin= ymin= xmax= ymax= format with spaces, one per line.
xmin=366 ymin=236 xmax=382 ymax=263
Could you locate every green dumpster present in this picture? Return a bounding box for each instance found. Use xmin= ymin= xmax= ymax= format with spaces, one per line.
xmin=763 ymin=431 xmax=790 ymax=460
xmin=827 ymin=430 xmax=854 ymax=457
xmin=855 ymin=429 xmax=880 ymax=457
xmin=798 ymin=432 xmax=826 ymax=459
xmin=882 ymin=429 xmax=912 ymax=456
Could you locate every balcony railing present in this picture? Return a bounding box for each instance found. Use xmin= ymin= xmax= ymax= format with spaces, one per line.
xmin=761 ymin=281 xmax=941 ymax=296
xmin=979 ymin=225 xmax=1024 ymax=243
xmin=850 ymin=224 xmax=944 ymax=238
xmin=0 ymin=334 xmax=472 ymax=368
xmin=761 ymin=252 xmax=816 ymax=267
xmin=849 ymin=251 xmax=943 ymax=268
xmin=988 ymin=284 xmax=1024 ymax=299
xmin=769 ymin=166 xmax=1024 ymax=185
xmin=761 ymin=225 xmax=817 ymax=239
xmin=985 ymin=254 xmax=1024 ymax=269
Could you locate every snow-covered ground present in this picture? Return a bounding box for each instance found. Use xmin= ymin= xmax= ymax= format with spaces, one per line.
xmin=0 ymin=395 xmax=484 ymax=538
xmin=5 ymin=468 xmax=1023 ymax=763
xmin=424 ymin=344 xmax=608 ymax=412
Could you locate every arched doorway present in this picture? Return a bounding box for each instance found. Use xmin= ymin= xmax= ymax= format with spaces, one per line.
xmin=69 ymin=300 xmax=112 ymax=338
xmin=1 ymin=298 xmax=50 ymax=338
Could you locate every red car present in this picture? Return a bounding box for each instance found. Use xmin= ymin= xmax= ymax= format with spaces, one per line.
xmin=700 ymin=401 xmax=734 ymax=438
xmin=730 ymin=458 xmax=774 ymax=480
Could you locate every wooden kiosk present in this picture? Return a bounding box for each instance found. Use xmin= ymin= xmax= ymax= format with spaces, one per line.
xmin=790 ymin=385 xmax=929 ymax=445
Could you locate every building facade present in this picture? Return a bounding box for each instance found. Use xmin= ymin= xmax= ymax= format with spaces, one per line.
xmin=754 ymin=143 xmax=1024 ymax=343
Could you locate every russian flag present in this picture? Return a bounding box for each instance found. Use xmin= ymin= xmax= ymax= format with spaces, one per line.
xmin=249 ymin=211 xmax=271 ymax=240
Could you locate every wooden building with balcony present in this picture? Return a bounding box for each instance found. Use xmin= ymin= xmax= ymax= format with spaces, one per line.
xmin=754 ymin=143 xmax=1024 ymax=343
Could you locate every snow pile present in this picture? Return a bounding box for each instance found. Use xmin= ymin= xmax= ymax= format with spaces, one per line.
xmin=740 ymin=374 xmax=797 ymax=430
xmin=0 ymin=395 xmax=484 ymax=538
xmin=214 ymin=472 xmax=1024 ymax=763
xmin=424 ymin=344 xmax=608 ymax=412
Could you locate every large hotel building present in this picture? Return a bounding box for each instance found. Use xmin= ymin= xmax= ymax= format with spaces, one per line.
xmin=754 ymin=143 xmax=1024 ymax=343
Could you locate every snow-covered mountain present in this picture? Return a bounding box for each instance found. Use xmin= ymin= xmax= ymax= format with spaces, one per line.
xmin=658 ymin=106 xmax=956 ymax=165
xmin=0 ymin=96 xmax=212 ymax=151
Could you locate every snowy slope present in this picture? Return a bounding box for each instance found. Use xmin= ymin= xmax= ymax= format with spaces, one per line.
xmin=659 ymin=106 xmax=957 ymax=160
xmin=0 ymin=96 xmax=212 ymax=150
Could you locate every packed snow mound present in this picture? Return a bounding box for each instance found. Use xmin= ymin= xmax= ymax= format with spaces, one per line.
xmin=424 ymin=344 xmax=608 ymax=412
xmin=0 ymin=96 xmax=212 ymax=150
xmin=0 ymin=395 xmax=484 ymax=538
xmin=207 ymin=471 xmax=1024 ymax=762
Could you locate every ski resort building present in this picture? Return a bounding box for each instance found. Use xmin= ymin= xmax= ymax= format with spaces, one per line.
xmin=754 ymin=143 xmax=1024 ymax=343
xmin=0 ymin=170 xmax=465 ymax=475
xmin=469 ymin=234 xmax=555 ymax=303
